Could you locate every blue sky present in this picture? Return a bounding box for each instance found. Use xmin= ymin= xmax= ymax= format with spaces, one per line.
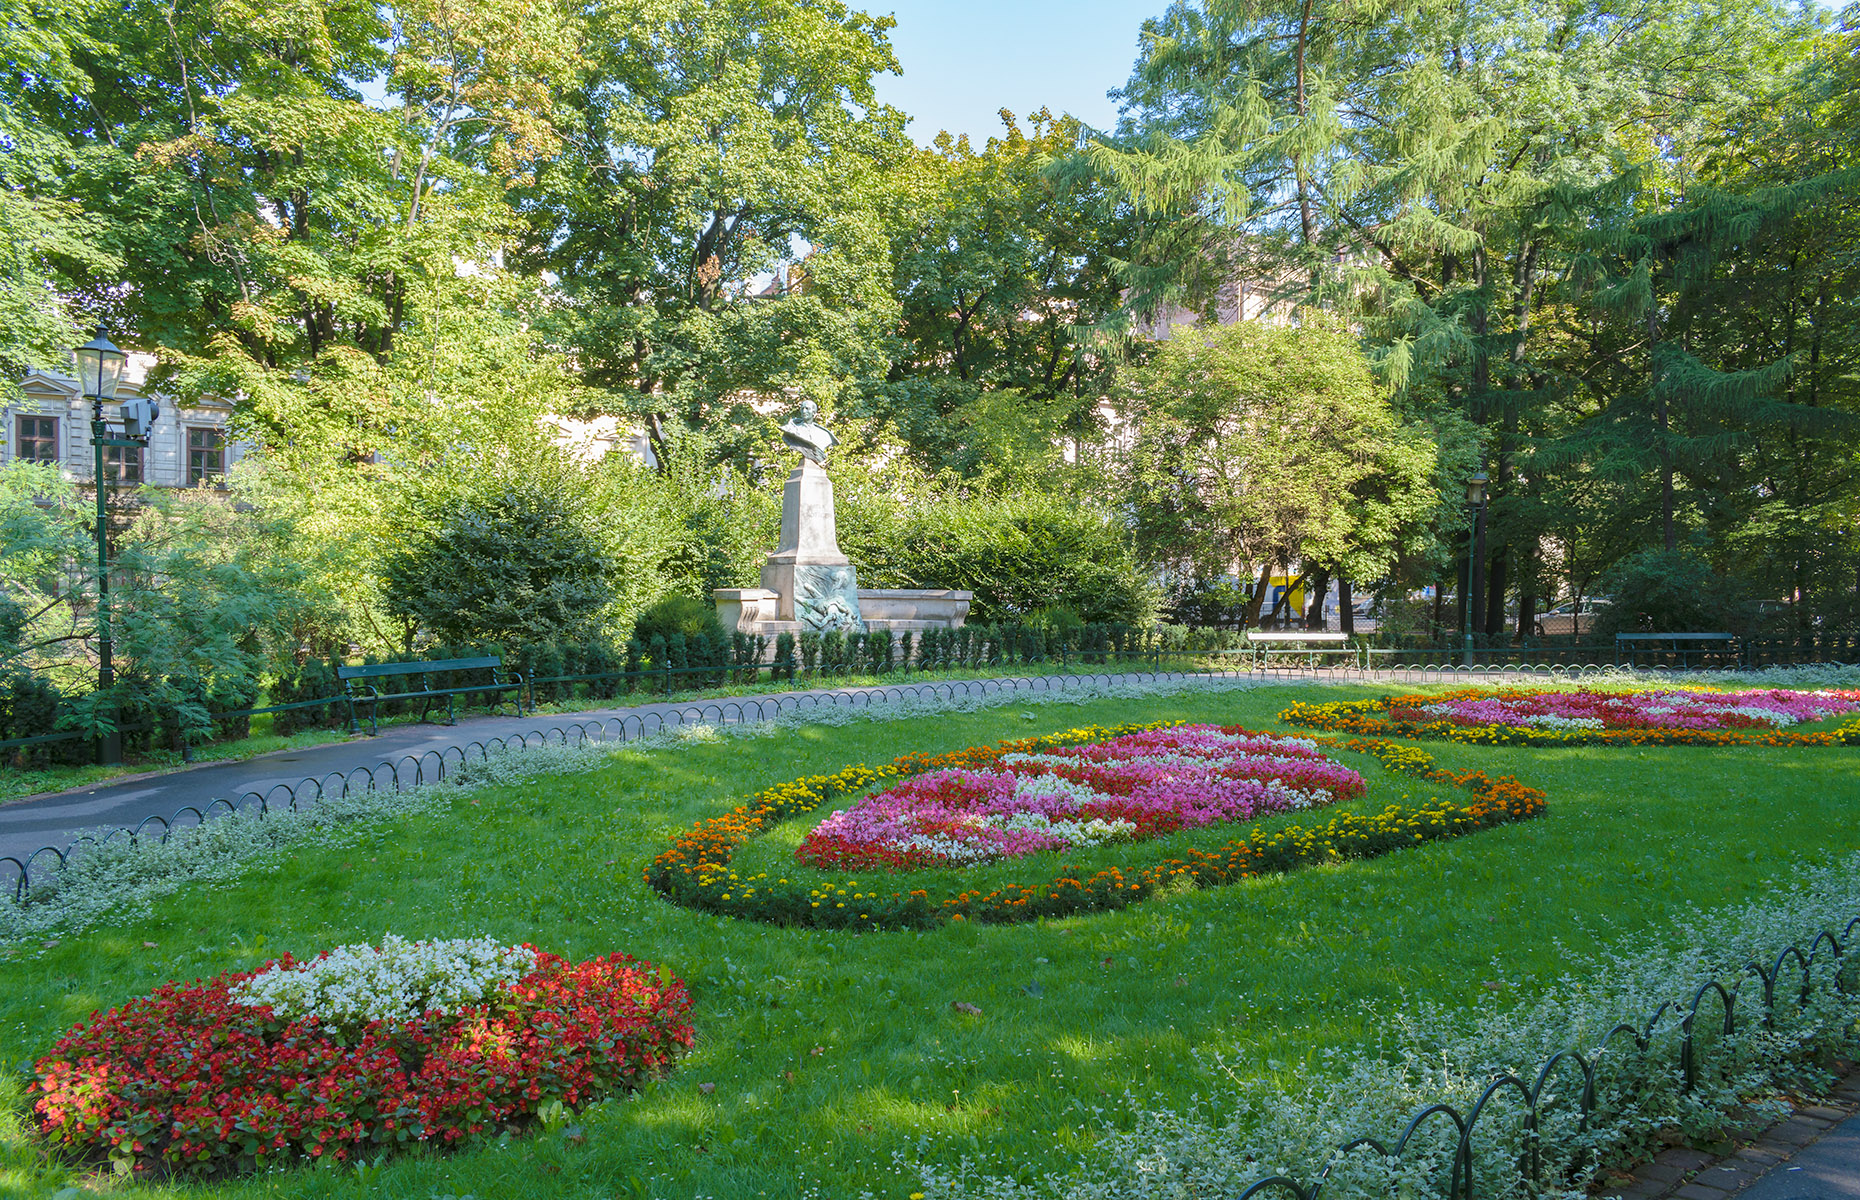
xmin=869 ymin=0 xmax=1170 ymax=146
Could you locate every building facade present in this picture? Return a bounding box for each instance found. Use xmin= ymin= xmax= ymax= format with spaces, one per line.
xmin=4 ymin=355 xmax=244 ymax=487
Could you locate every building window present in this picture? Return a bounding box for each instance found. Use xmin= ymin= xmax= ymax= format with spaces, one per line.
xmin=103 ymin=442 xmax=143 ymax=485
xmin=187 ymin=426 xmax=226 ymax=484
xmin=15 ymin=414 xmax=58 ymax=463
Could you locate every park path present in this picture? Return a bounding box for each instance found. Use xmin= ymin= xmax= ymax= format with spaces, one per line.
xmin=1602 ymin=1069 xmax=1860 ymax=1200
xmin=0 ymin=661 xmax=1575 ymax=886
xmin=0 ymin=668 xmax=1260 ymax=872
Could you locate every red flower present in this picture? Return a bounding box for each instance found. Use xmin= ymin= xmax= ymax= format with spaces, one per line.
xmin=30 ymin=950 xmax=694 ymax=1181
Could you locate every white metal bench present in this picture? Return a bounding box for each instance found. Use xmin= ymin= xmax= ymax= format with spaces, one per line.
xmin=1245 ymin=630 xmax=1357 ymax=669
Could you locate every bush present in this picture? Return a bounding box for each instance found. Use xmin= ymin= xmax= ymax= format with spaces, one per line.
xmin=269 ymin=659 xmax=341 ymax=736
xmin=843 ymin=490 xmax=1159 ymax=625
xmin=379 ymin=471 xmax=623 ymax=648
xmin=0 ymin=670 xmax=86 ymax=766
xmin=631 ymin=594 xmax=728 ymax=651
xmin=1594 ymin=548 xmax=1755 ymax=636
xmin=30 ymin=946 xmax=694 ymax=1180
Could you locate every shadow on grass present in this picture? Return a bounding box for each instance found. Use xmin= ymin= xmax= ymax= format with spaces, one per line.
xmin=3 ymin=682 xmax=1855 ymax=1199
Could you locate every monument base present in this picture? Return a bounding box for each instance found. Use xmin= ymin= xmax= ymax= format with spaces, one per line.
xmin=713 ymin=448 xmax=970 ymax=650
xmin=714 ymin=587 xmax=972 ymax=648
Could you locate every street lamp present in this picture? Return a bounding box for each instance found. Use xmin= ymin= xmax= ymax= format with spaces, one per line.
xmin=74 ymin=329 xmax=156 ymax=765
xmin=1462 ymin=470 xmax=1489 ymax=667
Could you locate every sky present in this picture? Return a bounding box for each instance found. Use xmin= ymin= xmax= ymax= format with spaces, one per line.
xmin=868 ymin=0 xmax=1170 ymax=146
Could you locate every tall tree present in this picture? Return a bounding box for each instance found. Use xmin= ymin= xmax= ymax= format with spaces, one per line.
xmin=1096 ymin=0 xmax=1821 ymax=632
xmin=867 ymin=110 xmax=1135 ymax=479
xmin=517 ymin=0 xmax=909 ymax=470
xmin=1121 ymin=317 xmax=1438 ymax=625
xmin=8 ymin=0 xmax=581 ymax=449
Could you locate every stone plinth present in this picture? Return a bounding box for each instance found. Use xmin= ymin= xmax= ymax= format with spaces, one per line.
xmin=857 ymin=589 xmax=973 ymax=627
xmin=759 ymin=462 xmax=864 ymax=630
xmin=713 ymin=588 xmax=779 ymax=633
xmin=712 ymin=456 xmax=972 ymax=644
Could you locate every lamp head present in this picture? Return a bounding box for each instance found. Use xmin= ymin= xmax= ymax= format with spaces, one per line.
xmin=73 ymin=329 xmax=128 ymax=403
xmin=1467 ymin=471 xmax=1489 ymax=506
xmin=120 ymin=396 xmax=160 ymax=441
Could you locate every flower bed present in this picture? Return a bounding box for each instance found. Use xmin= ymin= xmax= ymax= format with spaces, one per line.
xmin=30 ymin=940 xmax=694 ymax=1179
xmin=798 ymin=726 xmax=1366 ymax=870
xmin=1282 ymin=687 xmax=1860 ymax=747
xmin=646 ymin=723 xmax=1545 ymax=928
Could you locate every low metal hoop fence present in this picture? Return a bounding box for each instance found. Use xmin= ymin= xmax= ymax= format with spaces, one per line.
xmin=1232 ymin=916 xmax=1859 ymax=1200
xmin=0 ymin=661 xmax=1773 ymax=904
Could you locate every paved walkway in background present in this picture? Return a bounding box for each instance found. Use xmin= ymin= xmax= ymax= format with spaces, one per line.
xmin=0 ymin=660 xmax=1589 ymax=876
xmin=1601 ymin=1066 xmax=1860 ymax=1200
xmin=0 ymin=668 xmax=1306 ymax=869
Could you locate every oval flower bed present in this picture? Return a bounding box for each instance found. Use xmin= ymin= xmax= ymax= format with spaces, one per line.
xmin=798 ymin=726 xmax=1366 ymax=870
xmin=1282 ymin=687 xmax=1860 ymax=747
xmin=30 ymin=936 xmax=694 ymax=1179
xmin=646 ymin=722 xmax=1546 ymax=929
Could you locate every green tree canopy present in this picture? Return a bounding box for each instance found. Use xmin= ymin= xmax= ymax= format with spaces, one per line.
xmin=1122 ymin=317 xmax=1439 ymax=619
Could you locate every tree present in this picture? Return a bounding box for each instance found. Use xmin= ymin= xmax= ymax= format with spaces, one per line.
xmin=517 ymin=0 xmax=909 ymax=469
xmin=1122 ymin=317 xmax=1438 ymax=626
xmin=866 ymin=111 xmax=1135 ymax=479
xmin=378 ymin=458 xmax=634 ymax=650
xmin=5 ymin=0 xmax=582 ymax=456
xmin=1097 ymin=0 xmax=1823 ymax=634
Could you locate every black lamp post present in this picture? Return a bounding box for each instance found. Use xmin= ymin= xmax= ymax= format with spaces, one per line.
xmin=1462 ymin=471 xmax=1489 ymax=667
xmin=73 ymin=329 xmax=154 ymax=765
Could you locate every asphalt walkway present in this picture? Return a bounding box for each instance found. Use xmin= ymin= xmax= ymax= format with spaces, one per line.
xmin=2 ymin=667 xmax=1312 ymax=874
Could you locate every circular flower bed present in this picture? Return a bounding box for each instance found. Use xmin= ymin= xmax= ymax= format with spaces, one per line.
xmin=1282 ymin=687 xmax=1860 ymax=747
xmin=30 ymin=939 xmax=694 ymax=1179
xmin=798 ymin=726 xmax=1365 ymax=870
xmin=646 ymin=722 xmax=1546 ymax=928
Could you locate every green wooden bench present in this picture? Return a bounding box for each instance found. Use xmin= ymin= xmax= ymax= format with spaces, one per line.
xmin=336 ymin=656 xmax=525 ymax=735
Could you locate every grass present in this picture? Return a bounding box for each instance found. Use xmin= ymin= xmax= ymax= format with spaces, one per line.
xmin=0 ymin=657 xmax=1210 ymax=807
xmin=2 ymin=682 xmax=1857 ymax=1199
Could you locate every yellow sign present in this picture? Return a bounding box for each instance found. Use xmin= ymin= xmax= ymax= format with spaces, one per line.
xmin=1266 ymin=576 xmax=1306 ymax=617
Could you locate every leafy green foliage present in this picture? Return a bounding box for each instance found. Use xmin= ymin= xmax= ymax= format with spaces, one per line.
xmin=379 ymin=463 xmax=626 ymax=649
xmin=630 ymin=594 xmax=728 ymax=651
xmin=844 ymin=488 xmax=1158 ymax=625
xmin=1122 ymin=318 xmax=1437 ymax=602
xmin=1592 ymin=548 xmax=1754 ymax=636
xmin=517 ymin=0 xmax=909 ymax=466
xmin=865 ymin=111 xmax=1134 ymax=480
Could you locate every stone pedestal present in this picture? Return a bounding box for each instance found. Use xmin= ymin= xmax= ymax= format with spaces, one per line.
xmin=714 ymin=459 xmax=972 ymax=645
xmin=759 ymin=462 xmax=864 ymax=631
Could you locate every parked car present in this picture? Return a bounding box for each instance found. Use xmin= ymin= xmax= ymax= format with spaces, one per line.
xmin=1536 ymin=597 xmax=1611 ymax=637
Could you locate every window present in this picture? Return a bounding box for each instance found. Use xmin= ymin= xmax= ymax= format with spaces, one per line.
xmin=103 ymin=442 xmax=143 ymax=485
xmin=15 ymin=414 xmax=58 ymax=463
xmin=187 ymin=426 xmax=226 ymax=484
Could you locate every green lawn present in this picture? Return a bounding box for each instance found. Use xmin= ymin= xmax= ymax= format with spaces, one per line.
xmin=3 ymin=683 xmax=1857 ymax=1199
xmin=0 ymin=657 xmax=1211 ymax=806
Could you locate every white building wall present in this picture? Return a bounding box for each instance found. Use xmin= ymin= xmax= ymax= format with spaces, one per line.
xmin=6 ymin=356 xmax=244 ymax=488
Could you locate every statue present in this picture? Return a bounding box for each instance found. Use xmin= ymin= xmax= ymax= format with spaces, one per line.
xmin=779 ymin=399 xmax=837 ymax=467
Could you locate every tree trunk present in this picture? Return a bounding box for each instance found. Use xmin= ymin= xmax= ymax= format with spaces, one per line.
xmin=1338 ymin=578 xmax=1354 ymax=636
xmin=1241 ymin=562 xmax=1274 ymax=628
xmin=1485 ymin=548 xmax=1507 ymax=638
xmin=1514 ymin=544 xmax=1539 ymax=641
xmin=1303 ymin=567 xmax=1331 ymax=630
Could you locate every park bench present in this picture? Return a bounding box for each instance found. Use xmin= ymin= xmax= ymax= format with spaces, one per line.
xmin=1614 ymin=633 xmax=1741 ymax=670
xmin=1244 ymin=630 xmax=1358 ymax=669
xmin=337 ymin=656 xmax=525 ymax=736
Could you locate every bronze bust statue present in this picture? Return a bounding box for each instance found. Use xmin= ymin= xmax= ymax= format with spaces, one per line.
xmin=779 ymin=399 xmax=837 ymax=467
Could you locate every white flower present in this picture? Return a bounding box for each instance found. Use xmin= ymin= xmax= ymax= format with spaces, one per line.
xmin=232 ymin=933 xmax=537 ymax=1030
